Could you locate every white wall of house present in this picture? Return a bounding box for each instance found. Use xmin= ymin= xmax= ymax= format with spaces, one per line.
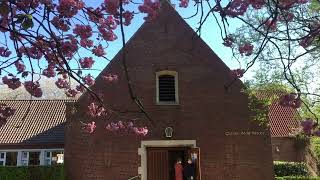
xmin=0 ymin=148 xmax=64 ymax=166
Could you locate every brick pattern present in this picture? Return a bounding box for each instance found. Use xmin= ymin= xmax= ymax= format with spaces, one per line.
xmin=65 ymin=1 xmax=274 ymax=180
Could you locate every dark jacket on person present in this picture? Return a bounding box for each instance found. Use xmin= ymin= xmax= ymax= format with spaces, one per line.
xmin=183 ymin=163 xmax=196 ymax=178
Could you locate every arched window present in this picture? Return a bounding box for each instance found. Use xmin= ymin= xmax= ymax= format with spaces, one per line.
xmin=156 ymin=71 xmax=179 ymax=105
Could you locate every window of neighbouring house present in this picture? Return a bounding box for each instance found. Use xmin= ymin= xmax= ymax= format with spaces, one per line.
xmin=28 ymin=152 xmax=40 ymax=166
xmin=5 ymin=152 xmax=17 ymax=166
xmin=156 ymin=71 xmax=178 ymax=104
xmin=21 ymin=151 xmax=28 ymax=166
xmin=52 ymin=151 xmax=64 ymax=165
xmin=44 ymin=151 xmax=51 ymax=165
xmin=0 ymin=152 xmax=5 ymax=166
xmin=44 ymin=150 xmax=64 ymax=165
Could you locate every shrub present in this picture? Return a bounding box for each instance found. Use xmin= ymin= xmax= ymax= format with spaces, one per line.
xmin=274 ymin=161 xmax=309 ymax=177
xmin=275 ymin=176 xmax=320 ymax=180
xmin=0 ymin=165 xmax=65 ymax=180
xmin=311 ymin=137 xmax=320 ymax=171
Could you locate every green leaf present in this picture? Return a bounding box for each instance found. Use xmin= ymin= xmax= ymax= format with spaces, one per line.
xmin=21 ymin=18 xmax=34 ymax=30
xmin=14 ymin=14 xmax=34 ymax=29
xmin=15 ymin=14 xmax=26 ymax=24
xmin=310 ymin=0 xmax=320 ymax=12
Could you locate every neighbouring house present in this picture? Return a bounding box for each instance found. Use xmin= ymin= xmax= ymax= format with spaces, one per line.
xmin=0 ymin=100 xmax=73 ymax=166
xmin=261 ymin=91 xmax=319 ymax=175
xmin=65 ymin=1 xmax=274 ymax=180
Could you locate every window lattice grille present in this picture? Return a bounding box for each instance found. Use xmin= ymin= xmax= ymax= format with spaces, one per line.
xmin=158 ymin=75 xmax=176 ymax=102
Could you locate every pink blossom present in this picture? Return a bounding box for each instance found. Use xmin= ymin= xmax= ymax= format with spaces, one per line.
xmin=301 ymin=119 xmax=315 ymax=135
xmin=104 ymin=0 xmax=120 ymax=15
xmin=239 ymin=43 xmax=254 ymax=56
xmin=279 ymin=12 xmax=295 ymax=22
xmin=20 ymin=46 xmax=43 ymax=59
xmin=224 ymin=0 xmax=249 ymax=17
xmin=2 ymin=76 xmax=21 ymax=90
xmin=0 ymin=104 xmax=16 ymax=118
xmin=179 ymin=0 xmax=189 ymax=8
xmin=42 ymin=64 xmax=56 ymax=78
xmin=87 ymin=7 xmax=103 ymax=23
xmin=118 ymin=121 xmax=125 ymax=129
xmin=24 ymin=81 xmax=43 ymax=97
xmin=0 ymin=103 xmax=16 ymax=127
xmin=14 ymin=61 xmax=26 ymax=73
xmin=83 ymin=121 xmax=96 ymax=134
xmin=265 ymin=19 xmax=277 ymax=31
xmin=248 ymin=0 xmax=265 ymax=9
xmin=101 ymin=16 xmax=117 ymax=30
xmin=65 ymin=89 xmax=78 ymax=97
xmin=133 ymin=127 xmax=149 ymax=136
xmin=55 ymin=78 xmax=70 ymax=89
xmin=314 ymin=129 xmax=320 ymax=137
xmin=73 ymin=24 xmax=93 ymax=39
xmin=60 ymin=36 xmax=78 ymax=58
xmin=230 ymin=69 xmax=245 ymax=78
xmin=102 ymin=74 xmax=118 ymax=83
xmin=0 ymin=47 xmax=11 ymax=57
xmin=138 ymin=0 xmax=160 ymax=21
xmin=105 ymin=121 xmax=149 ymax=136
xmin=88 ymin=102 xmax=106 ymax=117
xmin=80 ymin=57 xmax=95 ymax=69
xmin=51 ymin=16 xmax=70 ymax=32
xmin=76 ymin=85 xmax=86 ymax=92
xmin=80 ymin=39 xmax=94 ymax=48
xmin=222 ymin=36 xmax=234 ymax=47
xmin=123 ymin=11 xmax=134 ymax=26
xmin=299 ymin=36 xmax=315 ymax=48
xmin=279 ymin=93 xmax=302 ymax=108
xmin=99 ymin=28 xmax=117 ymax=41
xmin=83 ymin=74 xmax=95 ymax=86
xmin=92 ymin=45 xmax=106 ymax=57
xmin=57 ymin=0 xmax=84 ymax=18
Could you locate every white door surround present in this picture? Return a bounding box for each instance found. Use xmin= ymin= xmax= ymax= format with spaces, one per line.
xmin=138 ymin=140 xmax=197 ymax=180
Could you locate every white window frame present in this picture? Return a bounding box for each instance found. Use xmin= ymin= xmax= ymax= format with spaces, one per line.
xmin=0 ymin=148 xmax=64 ymax=166
xmin=156 ymin=70 xmax=179 ymax=105
xmin=0 ymin=152 xmax=6 ymax=166
xmin=44 ymin=150 xmax=64 ymax=165
xmin=44 ymin=151 xmax=52 ymax=166
xmin=21 ymin=151 xmax=29 ymax=166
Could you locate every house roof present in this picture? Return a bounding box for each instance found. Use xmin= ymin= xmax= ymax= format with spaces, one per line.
xmin=257 ymin=91 xmax=300 ymax=137
xmin=0 ymin=100 xmax=75 ymax=146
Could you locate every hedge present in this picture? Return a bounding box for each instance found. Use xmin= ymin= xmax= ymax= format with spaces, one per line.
xmin=274 ymin=161 xmax=309 ymax=177
xmin=275 ymin=177 xmax=320 ymax=180
xmin=0 ymin=165 xmax=65 ymax=180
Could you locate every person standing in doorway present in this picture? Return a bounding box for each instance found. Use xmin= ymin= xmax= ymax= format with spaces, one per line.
xmin=175 ymin=158 xmax=183 ymax=180
xmin=184 ymin=158 xmax=196 ymax=180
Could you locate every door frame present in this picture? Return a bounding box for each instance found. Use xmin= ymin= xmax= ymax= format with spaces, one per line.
xmin=138 ymin=140 xmax=197 ymax=180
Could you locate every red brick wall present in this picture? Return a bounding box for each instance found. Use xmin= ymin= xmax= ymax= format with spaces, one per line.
xmin=65 ymin=2 xmax=274 ymax=180
xmin=271 ymin=137 xmax=303 ymax=162
xmin=271 ymin=137 xmax=318 ymax=176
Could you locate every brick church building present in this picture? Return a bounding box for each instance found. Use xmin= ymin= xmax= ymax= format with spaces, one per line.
xmin=65 ymin=1 xmax=274 ymax=179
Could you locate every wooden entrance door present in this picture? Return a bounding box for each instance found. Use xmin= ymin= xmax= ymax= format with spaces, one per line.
xmin=147 ymin=149 xmax=169 ymax=180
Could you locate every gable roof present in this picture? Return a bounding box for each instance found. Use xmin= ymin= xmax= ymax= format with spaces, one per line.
xmin=78 ymin=0 xmax=240 ymax=102
xmin=258 ymin=91 xmax=300 ymax=137
xmin=0 ymin=100 xmax=75 ymax=146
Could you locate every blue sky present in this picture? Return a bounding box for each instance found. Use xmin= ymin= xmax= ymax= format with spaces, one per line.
xmin=0 ymin=0 xmax=248 ymax=84
xmin=83 ymin=0 xmax=244 ymax=76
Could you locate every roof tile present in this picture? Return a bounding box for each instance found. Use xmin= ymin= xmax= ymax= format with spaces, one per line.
xmin=257 ymin=91 xmax=300 ymax=137
xmin=0 ymin=100 xmax=75 ymax=145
